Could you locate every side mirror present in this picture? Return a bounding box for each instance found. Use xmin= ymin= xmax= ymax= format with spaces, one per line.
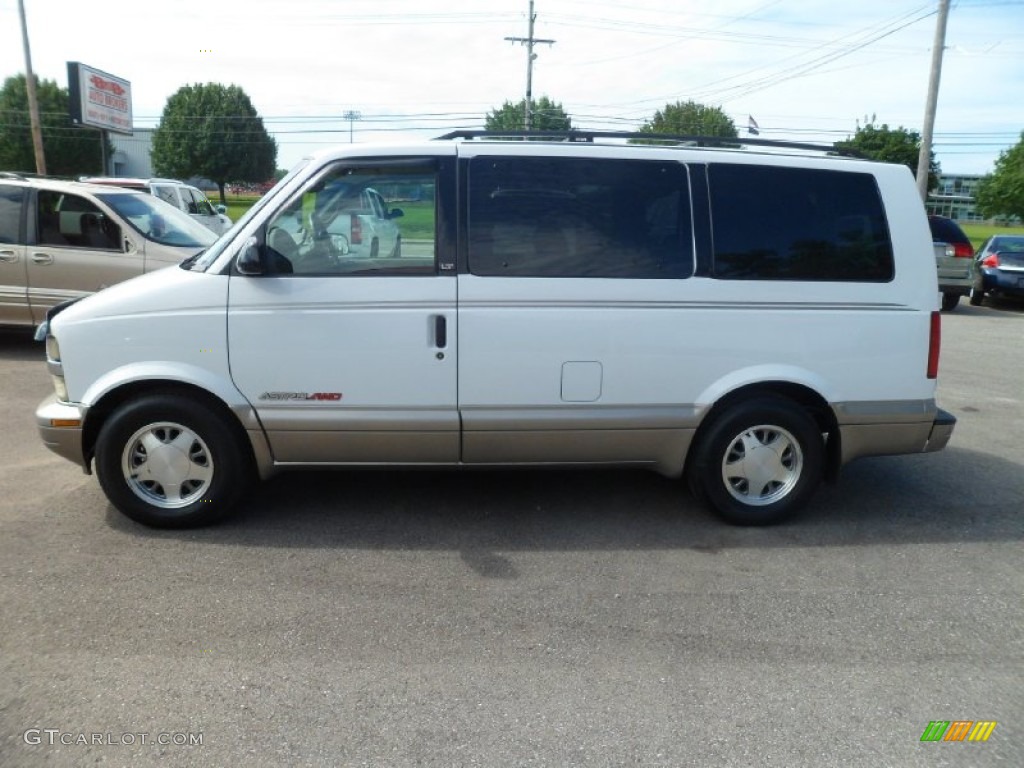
xmin=235 ymin=237 xmax=264 ymax=276
xmin=215 ymin=204 xmax=227 ymax=215
xmin=389 ymin=208 xmax=404 ymax=220
xmin=123 ymin=236 xmax=137 ymax=255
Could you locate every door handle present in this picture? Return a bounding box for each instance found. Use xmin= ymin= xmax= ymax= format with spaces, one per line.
xmin=31 ymin=253 xmax=54 ymax=265
xmin=433 ymin=315 xmax=447 ymax=349
xmin=0 ymin=250 xmax=18 ymax=263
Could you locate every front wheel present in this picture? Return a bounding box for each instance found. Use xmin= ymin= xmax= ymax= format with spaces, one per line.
xmin=95 ymin=394 xmax=251 ymax=528
xmin=969 ymin=284 xmax=984 ymax=306
xmin=688 ymin=396 xmax=824 ymax=526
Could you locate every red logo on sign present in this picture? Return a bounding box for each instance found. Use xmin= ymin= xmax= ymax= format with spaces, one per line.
xmin=89 ymin=75 xmax=125 ymax=96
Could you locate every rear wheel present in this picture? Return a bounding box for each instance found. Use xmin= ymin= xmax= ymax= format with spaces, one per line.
xmin=95 ymin=394 xmax=251 ymax=528
xmin=941 ymin=292 xmax=960 ymax=311
xmin=689 ymin=396 xmax=824 ymax=525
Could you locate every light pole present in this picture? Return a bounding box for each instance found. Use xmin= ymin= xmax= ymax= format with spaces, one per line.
xmin=342 ymin=110 xmax=361 ymax=143
xmin=917 ymin=0 xmax=951 ymax=201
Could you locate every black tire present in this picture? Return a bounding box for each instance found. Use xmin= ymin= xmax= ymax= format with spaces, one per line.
xmin=370 ymin=237 xmax=380 ymax=258
xmin=94 ymin=394 xmax=251 ymax=528
xmin=969 ymin=284 xmax=984 ymax=306
xmin=688 ymin=396 xmax=824 ymax=526
xmin=390 ymin=236 xmax=402 ymax=258
xmin=940 ymin=292 xmax=960 ymax=312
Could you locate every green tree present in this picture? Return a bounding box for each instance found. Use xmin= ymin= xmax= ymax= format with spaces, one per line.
xmin=152 ymin=83 xmax=276 ymax=203
xmin=836 ymin=122 xmax=939 ymax=192
xmin=0 ymin=74 xmax=109 ymax=175
xmin=639 ymin=100 xmax=738 ymax=138
xmin=485 ymin=96 xmax=572 ymax=131
xmin=975 ymin=132 xmax=1024 ymax=221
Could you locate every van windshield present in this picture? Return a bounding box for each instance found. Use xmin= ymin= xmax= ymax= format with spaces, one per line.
xmin=97 ymin=192 xmax=217 ymax=248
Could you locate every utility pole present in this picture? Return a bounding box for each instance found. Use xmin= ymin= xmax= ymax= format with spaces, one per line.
xmin=505 ymin=0 xmax=555 ymax=130
xmin=17 ymin=0 xmax=46 ymax=175
xmin=917 ymin=0 xmax=950 ymax=202
xmin=342 ymin=110 xmax=361 ymax=143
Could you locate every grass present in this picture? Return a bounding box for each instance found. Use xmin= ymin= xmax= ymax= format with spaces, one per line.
xmin=221 ymin=194 xmax=261 ymax=223
xmin=391 ymin=200 xmax=434 ymax=240
xmin=961 ymin=222 xmax=1024 ymax=247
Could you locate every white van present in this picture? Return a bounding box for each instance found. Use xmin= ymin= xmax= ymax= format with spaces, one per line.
xmin=35 ymin=132 xmax=955 ymax=528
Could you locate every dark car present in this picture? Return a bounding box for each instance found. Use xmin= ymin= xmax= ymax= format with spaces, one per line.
xmin=928 ymin=215 xmax=974 ymax=311
xmin=970 ymin=235 xmax=1024 ymax=305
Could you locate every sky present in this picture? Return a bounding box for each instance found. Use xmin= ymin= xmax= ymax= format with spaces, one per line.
xmin=1 ymin=0 xmax=1022 ymax=175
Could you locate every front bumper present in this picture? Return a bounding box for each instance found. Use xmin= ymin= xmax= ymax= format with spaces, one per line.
xmin=36 ymin=395 xmax=90 ymax=473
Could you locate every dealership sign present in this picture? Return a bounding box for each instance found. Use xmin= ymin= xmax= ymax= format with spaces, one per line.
xmin=67 ymin=62 xmax=133 ymax=134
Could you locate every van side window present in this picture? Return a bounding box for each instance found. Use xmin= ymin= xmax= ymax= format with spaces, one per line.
xmin=36 ymin=191 xmax=120 ymax=250
xmin=468 ymin=157 xmax=693 ymax=279
xmin=708 ymin=165 xmax=894 ymax=282
xmin=264 ymin=164 xmax=435 ymax=276
xmin=0 ymin=185 xmax=24 ymax=244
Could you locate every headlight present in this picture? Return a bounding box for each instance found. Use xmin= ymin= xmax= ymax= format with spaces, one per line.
xmin=45 ymin=334 xmax=61 ymax=362
xmin=51 ymin=374 xmax=68 ymax=402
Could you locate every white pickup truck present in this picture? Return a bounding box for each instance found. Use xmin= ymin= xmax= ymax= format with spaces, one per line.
xmin=273 ymin=185 xmax=403 ymax=258
xmin=82 ymin=177 xmax=233 ymax=235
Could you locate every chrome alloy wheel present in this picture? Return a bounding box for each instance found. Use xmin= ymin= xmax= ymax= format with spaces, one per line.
xmin=121 ymin=422 xmax=214 ymax=508
xmin=720 ymin=424 xmax=803 ymax=506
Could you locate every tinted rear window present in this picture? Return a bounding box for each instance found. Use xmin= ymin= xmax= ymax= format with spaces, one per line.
xmin=469 ymin=156 xmax=693 ymax=279
xmin=928 ymin=216 xmax=971 ymax=246
xmin=709 ymin=164 xmax=894 ymax=282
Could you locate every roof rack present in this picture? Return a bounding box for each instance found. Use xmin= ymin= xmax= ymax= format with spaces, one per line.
xmin=1 ymin=170 xmax=81 ymax=182
xmin=434 ymin=130 xmax=861 ymax=158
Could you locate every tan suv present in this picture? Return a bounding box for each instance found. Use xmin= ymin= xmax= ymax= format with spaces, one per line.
xmin=0 ymin=172 xmax=217 ymax=327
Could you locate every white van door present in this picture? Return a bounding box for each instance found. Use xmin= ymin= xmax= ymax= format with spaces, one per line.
xmin=227 ymin=160 xmax=458 ymax=464
xmin=456 ymin=153 xmax=698 ymax=469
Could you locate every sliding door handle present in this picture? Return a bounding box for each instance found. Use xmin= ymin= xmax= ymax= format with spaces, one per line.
xmin=433 ymin=315 xmax=447 ymax=349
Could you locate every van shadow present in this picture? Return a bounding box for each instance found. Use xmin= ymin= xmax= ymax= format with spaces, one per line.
xmin=0 ymin=329 xmax=44 ymax=362
xmin=111 ymin=445 xmax=1022 ymax=555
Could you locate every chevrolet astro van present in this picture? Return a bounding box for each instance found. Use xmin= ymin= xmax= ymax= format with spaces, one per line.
xmin=35 ymin=132 xmax=956 ymax=528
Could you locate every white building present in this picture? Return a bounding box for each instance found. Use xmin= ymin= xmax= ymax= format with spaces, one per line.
xmin=108 ymin=128 xmax=154 ymax=178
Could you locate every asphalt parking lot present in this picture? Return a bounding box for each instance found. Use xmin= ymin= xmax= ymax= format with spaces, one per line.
xmin=0 ymin=300 xmax=1021 ymax=767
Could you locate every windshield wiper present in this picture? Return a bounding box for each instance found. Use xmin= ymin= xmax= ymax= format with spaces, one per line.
xmin=179 ymin=249 xmax=206 ymax=270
